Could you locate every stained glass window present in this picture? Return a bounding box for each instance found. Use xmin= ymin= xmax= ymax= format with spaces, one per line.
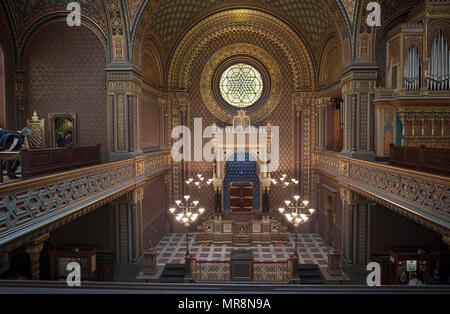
xmin=219 ymin=63 xmax=264 ymax=108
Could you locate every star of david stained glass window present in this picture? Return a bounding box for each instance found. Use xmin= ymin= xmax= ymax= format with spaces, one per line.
xmin=219 ymin=63 xmax=264 ymax=108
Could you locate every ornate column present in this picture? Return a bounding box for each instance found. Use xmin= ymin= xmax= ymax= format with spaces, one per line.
xmin=158 ymin=95 xmax=168 ymax=150
xmin=293 ymin=91 xmax=313 ymax=201
xmin=14 ymin=68 xmax=26 ymax=128
xmin=113 ymin=196 xmax=130 ymax=264
xmin=25 ymin=233 xmax=49 ymax=280
xmin=353 ymin=195 xmax=371 ymax=266
xmin=341 ymin=67 xmax=377 ymax=161
xmin=170 ymin=91 xmax=189 ymax=203
xmin=340 ymin=187 xmax=355 ymax=265
xmin=114 ymin=188 xmax=145 ymax=265
xmin=107 ymin=71 xmax=143 ymax=161
xmin=130 ymin=187 xmax=144 ymax=263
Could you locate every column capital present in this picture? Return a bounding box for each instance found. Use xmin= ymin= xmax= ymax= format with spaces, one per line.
xmin=443 ymin=234 xmax=450 ymax=249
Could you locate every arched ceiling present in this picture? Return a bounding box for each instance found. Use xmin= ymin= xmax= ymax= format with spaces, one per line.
xmin=136 ymin=0 xmax=349 ymax=62
xmin=4 ymin=0 xmax=107 ymax=39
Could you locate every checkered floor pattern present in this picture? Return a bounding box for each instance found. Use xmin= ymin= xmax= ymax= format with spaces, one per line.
xmin=156 ymin=233 xmax=330 ymax=267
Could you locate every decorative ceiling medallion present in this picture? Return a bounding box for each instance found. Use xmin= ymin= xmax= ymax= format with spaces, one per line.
xmin=219 ymin=63 xmax=263 ymax=108
xmin=200 ymin=43 xmax=282 ymax=123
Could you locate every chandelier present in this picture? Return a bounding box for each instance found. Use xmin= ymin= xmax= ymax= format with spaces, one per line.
xmin=278 ymin=195 xmax=315 ymax=227
xmin=271 ymin=174 xmax=299 ymax=188
xmin=278 ymin=195 xmax=315 ymax=283
xmin=169 ymin=195 xmax=206 ymax=228
xmin=186 ymin=174 xmax=214 ymax=190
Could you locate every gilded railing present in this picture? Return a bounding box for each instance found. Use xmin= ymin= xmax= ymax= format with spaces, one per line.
xmin=0 ymin=151 xmax=171 ymax=245
xmin=313 ymin=151 xmax=450 ymax=229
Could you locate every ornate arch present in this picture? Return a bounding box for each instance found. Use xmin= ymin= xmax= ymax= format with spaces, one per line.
xmin=318 ymin=34 xmax=343 ymax=88
xmin=19 ymin=14 xmax=109 ymax=65
xmin=168 ymin=8 xmax=315 ymax=92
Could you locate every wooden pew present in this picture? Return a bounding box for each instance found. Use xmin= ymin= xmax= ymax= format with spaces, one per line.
xmin=0 ymin=145 xmax=101 ymax=183
xmin=389 ymin=144 xmax=450 ymax=176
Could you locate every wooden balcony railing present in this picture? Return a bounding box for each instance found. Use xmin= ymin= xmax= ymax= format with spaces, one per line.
xmin=0 ymin=151 xmax=171 ymax=246
xmin=313 ymin=151 xmax=450 ymax=233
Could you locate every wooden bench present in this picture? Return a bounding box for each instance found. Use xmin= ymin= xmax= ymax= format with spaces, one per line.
xmin=389 ymin=144 xmax=450 ymax=176
xmin=0 ymin=145 xmax=101 ymax=183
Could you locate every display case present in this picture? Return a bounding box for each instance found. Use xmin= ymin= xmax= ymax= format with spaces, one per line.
xmin=389 ymin=248 xmax=439 ymax=285
xmin=49 ymin=246 xmax=97 ymax=281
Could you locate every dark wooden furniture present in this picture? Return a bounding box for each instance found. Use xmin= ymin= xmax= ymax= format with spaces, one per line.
xmin=389 ymin=144 xmax=450 ymax=176
xmin=230 ymin=249 xmax=254 ymax=281
xmin=0 ymin=145 xmax=101 ymax=182
xmin=388 ymin=248 xmax=439 ymax=285
xmin=49 ymin=246 xmax=97 ymax=281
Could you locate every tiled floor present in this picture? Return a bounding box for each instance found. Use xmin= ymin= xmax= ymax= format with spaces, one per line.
xmin=156 ymin=233 xmax=330 ymax=267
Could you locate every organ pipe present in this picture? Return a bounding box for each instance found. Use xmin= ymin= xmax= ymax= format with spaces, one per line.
xmin=405 ymin=45 xmax=420 ymax=91
xmin=427 ymin=30 xmax=450 ymax=91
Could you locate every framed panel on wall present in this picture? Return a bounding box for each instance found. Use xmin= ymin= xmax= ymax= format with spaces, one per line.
xmin=48 ymin=113 xmax=77 ymax=148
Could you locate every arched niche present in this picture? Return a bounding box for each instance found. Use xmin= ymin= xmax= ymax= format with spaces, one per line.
xmin=319 ymin=36 xmax=343 ymax=88
xmin=23 ymin=20 xmax=107 ymax=157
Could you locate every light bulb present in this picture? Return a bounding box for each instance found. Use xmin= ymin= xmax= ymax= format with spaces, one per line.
xmin=303 ymin=200 xmax=309 ymax=206
xmin=285 ymin=200 xmax=291 ymax=206
xmin=300 ymin=214 xmax=308 ymax=220
xmin=284 ymin=182 xmax=289 ymax=186
xmin=294 ymin=195 xmax=300 ymax=201
xmin=191 ymin=214 xmax=198 ymax=221
xmin=195 ymin=182 xmax=200 ymax=186
xmin=286 ymin=214 xmax=293 ymax=222
xmin=169 ymin=208 xmax=176 ymax=213
xmin=193 ymin=200 xmax=199 ymax=206
xmin=309 ymin=208 xmax=315 ymax=214
xmin=175 ymin=200 xmax=182 ymax=205
xmin=187 ymin=212 xmax=192 ymax=217
xmin=278 ymin=208 xmax=285 ymax=214
xmin=197 ymin=174 xmax=202 ymax=179
xmin=282 ymin=174 xmax=287 ymax=178
xmin=199 ymin=208 xmax=205 ymax=214
xmin=292 ymin=212 xmax=298 ymax=217
xmin=295 ymin=218 xmax=302 ymax=224
xmin=184 ymin=195 xmax=190 ymax=201
xmin=176 ymin=214 xmax=182 ymax=221
xmin=182 ymin=217 xmax=188 ymax=223
xmin=186 ymin=180 xmax=191 ymax=185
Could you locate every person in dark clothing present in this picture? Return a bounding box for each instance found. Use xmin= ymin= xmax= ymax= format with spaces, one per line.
xmin=56 ymin=130 xmax=73 ymax=148
xmin=430 ymin=270 xmax=444 ymax=285
xmin=0 ymin=127 xmax=32 ymax=179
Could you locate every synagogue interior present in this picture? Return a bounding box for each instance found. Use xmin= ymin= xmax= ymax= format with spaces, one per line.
xmin=0 ymin=0 xmax=449 ymax=289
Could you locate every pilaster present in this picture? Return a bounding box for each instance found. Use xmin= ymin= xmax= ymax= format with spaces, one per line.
xmin=107 ymin=70 xmax=143 ymax=161
xmin=341 ymin=66 xmax=377 ymax=161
